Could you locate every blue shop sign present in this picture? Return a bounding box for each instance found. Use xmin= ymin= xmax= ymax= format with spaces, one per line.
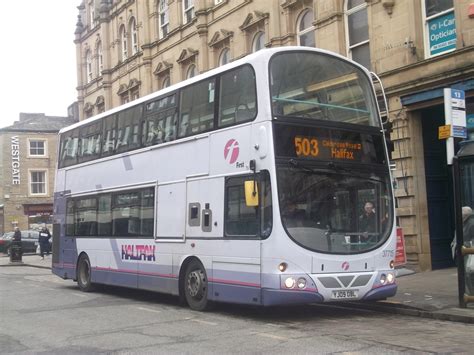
xmin=428 ymin=11 xmax=456 ymax=56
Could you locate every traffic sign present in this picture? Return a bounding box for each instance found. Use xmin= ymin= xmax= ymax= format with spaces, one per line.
xmin=439 ymin=124 xmax=451 ymax=139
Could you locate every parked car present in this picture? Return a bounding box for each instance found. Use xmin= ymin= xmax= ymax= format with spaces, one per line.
xmin=0 ymin=230 xmax=51 ymax=255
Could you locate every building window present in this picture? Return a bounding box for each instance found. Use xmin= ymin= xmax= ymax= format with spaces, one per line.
xmin=130 ymin=17 xmax=138 ymax=55
xmin=186 ymin=64 xmax=197 ymax=79
xmin=120 ymin=93 xmax=130 ymax=105
xmin=130 ymin=87 xmax=139 ymax=101
xmin=86 ymin=50 xmax=93 ymax=83
xmin=183 ymin=0 xmax=195 ymax=24
xmin=219 ymin=48 xmax=231 ymax=66
xmin=120 ymin=25 xmax=128 ymax=61
xmin=30 ymin=171 xmax=47 ymax=195
xmin=97 ymin=41 xmax=103 ymax=76
xmin=297 ymin=9 xmax=315 ymax=47
xmin=159 ymin=0 xmax=169 ymax=38
xmin=162 ymin=76 xmax=171 ymax=89
xmin=89 ymin=0 xmax=97 ymax=28
xmin=252 ymin=31 xmax=265 ymax=52
xmin=345 ymin=0 xmax=371 ymax=69
xmin=29 ymin=140 xmax=47 ymax=157
xmin=423 ymin=0 xmax=455 ymax=57
xmin=215 ymin=0 xmax=223 ymax=4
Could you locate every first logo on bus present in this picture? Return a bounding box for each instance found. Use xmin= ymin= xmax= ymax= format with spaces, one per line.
xmin=224 ymin=139 xmax=240 ymax=164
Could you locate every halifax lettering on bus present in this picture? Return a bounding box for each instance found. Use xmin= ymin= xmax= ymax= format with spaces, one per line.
xmin=121 ymin=245 xmax=156 ymax=262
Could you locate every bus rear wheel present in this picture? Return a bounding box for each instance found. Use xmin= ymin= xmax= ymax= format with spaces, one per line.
xmin=184 ymin=259 xmax=210 ymax=311
xmin=77 ymin=254 xmax=95 ymax=292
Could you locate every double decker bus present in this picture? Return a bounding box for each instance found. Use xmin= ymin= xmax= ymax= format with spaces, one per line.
xmin=52 ymin=47 xmax=397 ymax=310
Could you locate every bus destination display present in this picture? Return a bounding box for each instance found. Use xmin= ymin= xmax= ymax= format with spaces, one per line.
xmin=274 ymin=124 xmax=385 ymax=164
xmin=294 ymin=136 xmax=362 ymax=160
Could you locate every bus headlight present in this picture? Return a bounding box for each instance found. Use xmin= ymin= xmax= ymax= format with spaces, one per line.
xmin=379 ymin=274 xmax=387 ymax=285
xmin=284 ymin=277 xmax=296 ymax=289
xmin=297 ymin=277 xmax=307 ymax=289
xmin=387 ymin=272 xmax=395 ymax=284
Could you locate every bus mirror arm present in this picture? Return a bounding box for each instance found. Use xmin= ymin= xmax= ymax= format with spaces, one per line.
xmin=250 ymin=160 xmax=257 ymax=196
xmin=244 ymin=160 xmax=259 ymax=207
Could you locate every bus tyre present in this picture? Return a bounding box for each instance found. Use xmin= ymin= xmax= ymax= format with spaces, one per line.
xmin=77 ymin=254 xmax=95 ymax=292
xmin=184 ymin=259 xmax=210 ymax=311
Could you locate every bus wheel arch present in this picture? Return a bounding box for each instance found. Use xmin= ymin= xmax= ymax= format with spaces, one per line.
xmin=179 ymin=256 xmax=210 ymax=311
xmin=76 ymin=252 xmax=95 ymax=292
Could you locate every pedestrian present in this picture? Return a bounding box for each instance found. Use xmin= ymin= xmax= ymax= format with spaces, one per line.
xmin=13 ymin=226 xmax=21 ymax=242
xmin=11 ymin=226 xmax=22 ymax=257
xmin=38 ymin=226 xmax=51 ymax=259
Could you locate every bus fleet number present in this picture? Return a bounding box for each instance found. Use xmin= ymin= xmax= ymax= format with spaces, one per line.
xmin=294 ymin=136 xmax=319 ymax=157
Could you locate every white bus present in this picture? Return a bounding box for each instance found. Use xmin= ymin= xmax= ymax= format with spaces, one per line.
xmin=52 ymin=47 xmax=397 ymax=310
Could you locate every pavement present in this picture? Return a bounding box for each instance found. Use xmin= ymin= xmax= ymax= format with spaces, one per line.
xmin=1 ymin=254 xmax=473 ymax=323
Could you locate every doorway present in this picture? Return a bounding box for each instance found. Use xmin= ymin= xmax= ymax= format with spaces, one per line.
xmin=421 ymin=106 xmax=455 ymax=269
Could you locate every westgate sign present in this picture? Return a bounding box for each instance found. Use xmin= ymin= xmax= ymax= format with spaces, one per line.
xmin=11 ymin=136 xmax=20 ymax=185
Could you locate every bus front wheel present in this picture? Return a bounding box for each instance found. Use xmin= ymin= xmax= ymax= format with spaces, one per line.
xmin=184 ymin=259 xmax=210 ymax=311
xmin=77 ymin=254 xmax=95 ymax=292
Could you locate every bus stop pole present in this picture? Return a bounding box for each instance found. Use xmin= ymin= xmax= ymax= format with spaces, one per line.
xmin=452 ymin=155 xmax=466 ymax=308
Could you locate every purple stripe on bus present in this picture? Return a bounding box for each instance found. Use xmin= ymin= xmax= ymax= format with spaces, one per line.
xmin=53 ymin=263 xmax=76 ymax=268
xmin=262 ymin=288 xmax=324 ymax=306
xmin=209 ymin=277 xmax=260 ymax=288
xmin=93 ymin=266 xmax=177 ymax=279
xmin=362 ymin=284 xmax=397 ymax=301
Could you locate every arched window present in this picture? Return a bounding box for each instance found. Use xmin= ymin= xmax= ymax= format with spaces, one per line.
xmin=158 ymin=0 xmax=169 ymax=38
xmin=219 ymin=48 xmax=231 ymax=66
xmin=252 ymin=32 xmax=265 ymax=52
xmin=130 ymin=17 xmax=138 ymax=55
xmin=120 ymin=25 xmax=128 ymax=61
xmin=345 ymin=0 xmax=370 ymax=69
xmin=96 ymin=41 xmax=103 ymax=76
xmin=162 ymin=76 xmax=171 ymax=89
xmin=297 ymin=9 xmax=315 ymax=47
xmin=86 ymin=50 xmax=93 ymax=83
xmin=186 ymin=64 xmax=197 ymax=79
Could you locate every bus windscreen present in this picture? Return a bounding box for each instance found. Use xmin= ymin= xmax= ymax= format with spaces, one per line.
xmin=270 ymin=51 xmax=379 ymax=127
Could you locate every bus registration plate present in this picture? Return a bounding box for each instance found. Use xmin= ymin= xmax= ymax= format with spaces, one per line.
xmin=331 ymin=289 xmax=358 ymax=300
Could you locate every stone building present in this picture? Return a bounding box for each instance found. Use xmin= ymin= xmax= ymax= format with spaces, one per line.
xmin=73 ymin=0 xmax=474 ymax=271
xmin=0 ymin=113 xmax=77 ymax=234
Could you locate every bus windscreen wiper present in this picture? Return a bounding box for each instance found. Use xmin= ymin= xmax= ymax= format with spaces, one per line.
xmin=289 ymin=159 xmax=384 ymax=183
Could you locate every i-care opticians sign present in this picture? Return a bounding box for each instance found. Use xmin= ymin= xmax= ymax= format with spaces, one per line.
xmin=428 ymin=11 xmax=456 ymax=56
xmin=11 ymin=136 xmax=20 ymax=185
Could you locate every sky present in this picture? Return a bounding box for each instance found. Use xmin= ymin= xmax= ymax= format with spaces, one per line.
xmin=0 ymin=1 xmax=79 ymax=129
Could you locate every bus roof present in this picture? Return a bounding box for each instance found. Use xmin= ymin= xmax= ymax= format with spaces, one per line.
xmin=60 ymin=46 xmax=367 ymax=135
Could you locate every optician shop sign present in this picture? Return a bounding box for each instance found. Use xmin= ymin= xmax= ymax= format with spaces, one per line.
xmin=11 ymin=136 xmax=20 ymax=185
xmin=428 ymin=11 xmax=456 ymax=56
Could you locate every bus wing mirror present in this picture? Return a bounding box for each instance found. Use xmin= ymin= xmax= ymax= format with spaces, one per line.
xmin=244 ymin=181 xmax=259 ymax=207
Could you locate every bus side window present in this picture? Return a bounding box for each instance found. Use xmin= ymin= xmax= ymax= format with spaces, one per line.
xmin=179 ymin=78 xmax=216 ymax=138
xmin=116 ymin=105 xmax=142 ymax=154
xmin=102 ymin=114 xmax=117 ymax=157
xmin=78 ymin=122 xmax=101 ymax=163
xmin=60 ymin=128 xmax=80 ymax=167
xmin=225 ymin=175 xmax=258 ymax=237
xmin=75 ymin=197 xmax=97 ymax=236
xmin=218 ymin=65 xmax=257 ymax=128
xmin=66 ymin=199 xmax=75 ymax=236
xmin=143 ymin=94 xmax=177 ymax=145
